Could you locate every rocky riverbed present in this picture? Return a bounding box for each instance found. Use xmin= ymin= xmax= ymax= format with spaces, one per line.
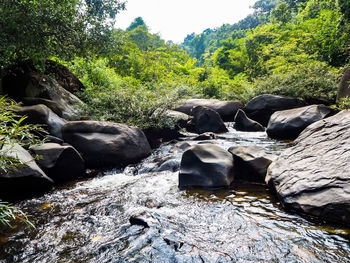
xmin=1 ymin=126 xmax=349 ymax=263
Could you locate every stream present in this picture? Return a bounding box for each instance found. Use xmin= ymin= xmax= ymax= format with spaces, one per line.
xmin=0 ymin=125 xmax=350 ymax=263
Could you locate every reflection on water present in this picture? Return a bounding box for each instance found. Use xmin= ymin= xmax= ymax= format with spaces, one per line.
xmin=0 ymin=127 xmax=349 ymax=263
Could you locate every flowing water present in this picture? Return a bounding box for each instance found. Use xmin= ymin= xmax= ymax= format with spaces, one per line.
xmin=0 ymin=125 xmax=350 ymax=263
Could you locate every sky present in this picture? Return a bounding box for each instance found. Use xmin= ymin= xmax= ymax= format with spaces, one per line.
xmin=115 ymin=0 xmax=258 ymax=43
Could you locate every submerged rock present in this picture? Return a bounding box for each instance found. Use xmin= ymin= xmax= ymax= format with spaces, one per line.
xmin=266 ymin=110 xmax=350 ymax=226
xmin=179 ymin=143 xmax=234 ymax=189
xmin=62 ymin=121 xmax=151 ymax=169
xmin=266 ymin=104 xmax=333 ymax=140
xmin=234 ymin=109 xmax=265 ymax=132
xmin=175 ymin=98 xmax=243 ymax=121
xmin=32 ymin=143 xmax=85 ymax=183
xmin=0 ymin=143 xmax=53 ymax=199
xmin=244 ymin=94 xmax=307 ymax=126
xmin=228 ymin=146 xmax=275 ymax=183
xmin=192 ymin=106 xmax=228 ymax=134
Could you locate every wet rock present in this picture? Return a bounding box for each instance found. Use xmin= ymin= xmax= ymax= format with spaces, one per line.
xmin=337 ymin=67 xmax=350 ymax=100
xmin=175 ymin=98 xmax=243 ymax=121
xmin=14 ymin=104 xmax=67 ymax=138
xmin=234 ymin=109 xmax=265 ymax=132
xmin=192 ymin=106 xmax=228 ymax=134
xmin=62 ymin=121 xmax=151 ymax=169
xmin=266 ymin=110 xmax=350 ymax=225
xmin=267 ymin=104 xmax=333 ymax=140
xmin=32 ymin=143 xmax=85 ymax=183
xmin=129 ymin=217 xmax=149 ymax=228
xmin=193 ymin=132 xmax=217 ymax=141
xmin=244 ymin=94 xmax=307 ymax=126
xmin=157 ymin=159 xmax=180 ymax=172
xmin=0 ymin=142 xmax=53 ymax=199
xmin=228 ymin=146 xmax=275 ymax=183
xmin=179 ymin=143 xmax=234 ymax=189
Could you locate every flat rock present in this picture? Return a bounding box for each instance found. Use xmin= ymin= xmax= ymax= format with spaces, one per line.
xmin=175 ymin=99 xmax=243 ymax=121
xmin=267 ymin=104 xmax=332 ymax=140
xmin=266 ymin=110 xmax=350 ymax=225
xmin=234 ymin=109 xmax=265 ymax=132
xmin=62 ymin=121 xmax=151 ymax=169
xmin=179 ymin=143 xmax=234 ymax=189
xmin=244 ymin=94 xmax=307 ymax=126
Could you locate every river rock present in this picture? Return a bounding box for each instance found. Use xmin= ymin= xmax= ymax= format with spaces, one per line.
xmin=266 ymin=104 xmax=332 ymax=140
xmin=193 ymin=132 xmax=217 ymax=141
xmin=266 ymin=110 xmax=350 ymax=225
xmin=179 ymin=144 xmax=234 ymax=189
xmin=32 ymin=143 xmax=85 ymax=183
xmin=337 ymin=67 xmax=350 ymax=101
xmin=175 ymin=99 xmax=243 ymax=121
xmin=234 ymin=109 xmax=265 ymax=132
xmin=62 ymin=121 xmax=151 ymax=169
xmin=244 ymin=94 xmax=307 ymax=126
xmin=15 ymin=104 xmax=67 ymax=138
xmin=228 ymin=146 xmax=275 ymax=183
xmin=192 ymin=106 xmax=228 ymax=134
xmin=0 ymin=142 xmax=53 ymax=199
xmin=21 ymin=97 xmax=63 ymax=117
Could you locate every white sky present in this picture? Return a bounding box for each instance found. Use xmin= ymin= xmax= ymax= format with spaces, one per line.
xmin=115 ymin=0 xmax=258 ymax=43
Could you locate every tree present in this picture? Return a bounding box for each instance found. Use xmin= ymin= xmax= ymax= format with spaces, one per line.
xmin=0 ymin=0 xmax=126 ymax=68
xmin=126 ymin=17 xmax=147 ymax=31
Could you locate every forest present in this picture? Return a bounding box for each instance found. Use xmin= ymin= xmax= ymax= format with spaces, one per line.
xmin=0 ymin=0 xmax=350 ymax=227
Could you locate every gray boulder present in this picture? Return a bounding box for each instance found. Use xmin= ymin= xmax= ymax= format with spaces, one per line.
xmin=234 ymin=109 xmax=265 ymax=132
xmin=22 ymin=97 xmax=63 ymax=117
xmin=192 ymin=106 xmax=228 ymax=134
xmin=228 ymin=146 xmax=275 ymax=183
xmin=266 ymin=110 xmax=350 ymax=226
xmin=0 ymin=142 xmax=53 ymax=199
xmin=175 ymin=99 xmax=243 ymax=121
xmin=179 ymin=144 xmax=234 ymax=189
xmin=15 ymin=104 xmax=67 ymax=138
xmin=244 ymin=94 xmax=307 ymax=126
xmin=62 ymin=121 xmax=151 ymax=169
xmin=32 ymin=143 xmax=85 ymax=183
xmin=337 ymin=67 xmax=350 ymax=101
xmin=25 ymin=73 xmax=83 ymax=120
xmin=267 ymin=104 xmax=332 ymax=140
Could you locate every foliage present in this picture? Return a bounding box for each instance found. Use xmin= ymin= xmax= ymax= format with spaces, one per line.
xmin=0 ymin=0 xmax=126 ymax=67
xmin=0 ymin=97 xmax=44 ymax=229
xmin=0 ymin=201 xmax=34 ymax=228
xmin=332 ymin=97 xmax=350 ymax=110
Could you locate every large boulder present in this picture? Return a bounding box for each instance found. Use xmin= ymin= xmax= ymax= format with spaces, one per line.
xmin=179 ymin=144 xmax=234 ymax=189
xmin=244 ymin=94 xmax=307 ymax=126
xmin=0 ymin=142 xmax=53 ymax=199
xmin=32 ymin=143 xmax=85 ymax=183
xmin=21 ymin=97 xmax=63 ymax=117
xmin=2 ymin=69 xmax=83 ymax=120
xmin=234 ymin=109 xmax=265 ymax=132
xmin=192 ymin=106 xmax=228 ymax=134
xmin=175 ymin=99 xmax=243 ymax=121
xmin=228 ymin=146 xmax=275 ymax=183
xmin=266 ymin=104 xmax=332 ymax=140
xmin=62 ymin=121 xmax=151 ymax=169
xmin=266 ymin=110 xmax=350 ymax=226
xmin=44 ymin=60 xmax=85 ymax=94
xmin=14 ymin=104 xmax=67 ymax=138
xmin=337 ymin=67 xmax=350 ymax=101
